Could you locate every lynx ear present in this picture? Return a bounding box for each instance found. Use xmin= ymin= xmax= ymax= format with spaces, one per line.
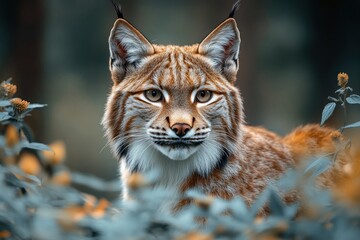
xmin=109 ymin=19 xmax=154 ymax=83
xmin=198 ymin=18 xmax=240 ymax=82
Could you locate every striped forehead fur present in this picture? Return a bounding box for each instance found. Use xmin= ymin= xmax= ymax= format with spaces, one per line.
xmin=113 ymin=47 xmax=237 ymax=92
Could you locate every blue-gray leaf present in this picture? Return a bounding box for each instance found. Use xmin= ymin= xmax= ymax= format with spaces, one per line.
xmin=23 ymin=142 xmax=52 ymax=151
xmin=320 ymin=102 xmax=336 ymax=125
xmin=0 ymin=100 xmax=11 ymax=107
xmin=8 ymin=167 xmax=42 ymax=186
xmin=250 ymin=188 xmax=270 ymax=217
xmin=71 ymin=172 xmax=121 ymax=192
xmin=335 ymin=88 xmax=344 ymax=94
xmin=0 ymin=112 xmax=12 ymax=121
xmin=268 ymin=189 xmax=285 ymax=216
xmin=27 ymin=103 xmax=47 ymax=109
xmin=304 ymin=157 xmax=331 ymax=177
xmin=346 ymin=94 xmax=360 ymax=104
xmin=342 ymin=121 xmax=360 ymax=129
xmin=346 ymin=86 xmax=353 ymax=92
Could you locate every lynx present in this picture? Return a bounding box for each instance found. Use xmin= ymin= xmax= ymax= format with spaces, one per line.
xmin=102 ymin=4 xmax=346 ymax=213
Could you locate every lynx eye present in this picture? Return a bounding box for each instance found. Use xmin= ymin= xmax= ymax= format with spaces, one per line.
xmin=144 ymin=89 xmax=163 ymax=102
xmin=195 ymin=90 xmax=213 ymax=103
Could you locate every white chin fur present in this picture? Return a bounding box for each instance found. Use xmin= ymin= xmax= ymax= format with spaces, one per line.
xmin=155 ymin=145 xmax=199 ymax=160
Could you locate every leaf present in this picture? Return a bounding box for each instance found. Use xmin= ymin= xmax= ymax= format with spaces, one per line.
xmin=320 ymin=102 xmax=336 ymax=125
xmin=71 ymin=172 xmax=121 ymax=192
xmin=346 ymin=94 xmax=360 ymax=104
xmin=327 ymin=96 xmax=338 ymax=102
xmin=346 ymin=86 xmax=353 ymax=92
xmin=4 ymin=171 xmax=27 ymax=189
xmin=210 ymin=198 xmax=229 ymax=215
xmin=8 ymin=167 xmax=42 ymax=186
xmin=284 ymin=203 xmax=299 ymax=219
xmin=342 ymin=121 xmax=360 ymax=129
xmin=27 ymin=103 xmax=47 ymax=109
xmin=0 ymin=100 xmax=11 ymax=107
xmin=0 ymin=136 xmax=5 ymax=148
xmin=17 ymin=104 xmax=47 ymax=120
xmin=22 ymin=142 xmax=52 ymax=152
xmin=21 ymin=123 xmax=34 ymax=142
xmin=335 ymin=88 xmax=344 ymax=94
xmin=304 ymin=157 xmax=331 ymax=177
xmin=250 ymin=188 xmax=270 ymax=217
xmin=0 ymin=112 xmax=12 ymax=121
xmin=4 ymin=77 xmax=13 ymax=84
xmin=268 ymin=189 xmax=285 ymax=216
xmin=229 ymin=197 xmax=249 ymax=220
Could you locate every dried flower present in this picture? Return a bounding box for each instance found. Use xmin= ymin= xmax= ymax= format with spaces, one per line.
xmin=127 ymin=173 xmax=147 ymax=189
xmin=5 ymin=125 xmax=19 ymax=148
xmin=337 ymin=72 xmax=349 ymax=88
xmin=63 ymin=206 xmax=87 ymax=222
xmin=62 ymin=195 xmax=97 ymax=222
xmin=83 ymin=194 xmax=97 ymax=209
xmin=90 ymin=198 xmax=110 ymax=218
xmin=0 ymin=231 xmax=11 ymax=238
xmin=43 ymin=141 xmax=66 ymax=165
xmin=10 ymin=98 xmax=29 ymax=112
xmin=0 ymin=82 xmax=17 ymax=98
xmin=62 ymin=195 xmax=110 ymax=222
xmin=18 ymin=153 xmax=41 ymax=175
xmin=51 ymin=170 xmax=71 ymax=186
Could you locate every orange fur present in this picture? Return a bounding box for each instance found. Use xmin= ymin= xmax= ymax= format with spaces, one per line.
xmin=283 ymin=124 xmax=348 ymax=189
xmin=283 ymin=124 xmax=343 ymax=164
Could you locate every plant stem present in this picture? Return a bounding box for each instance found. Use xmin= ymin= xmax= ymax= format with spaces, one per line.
xmin=340 ymin=89 xmax=348 ymax=133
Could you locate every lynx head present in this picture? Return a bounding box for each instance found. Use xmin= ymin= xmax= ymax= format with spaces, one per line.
xmin=102 ymin=8 xmax=244 ymax=176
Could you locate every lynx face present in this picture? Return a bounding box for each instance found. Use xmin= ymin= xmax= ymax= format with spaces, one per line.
xmin=143 ymin=84 xmax=219 ymax=161
xmin=102 ymin=18 xmax=243 ymax=176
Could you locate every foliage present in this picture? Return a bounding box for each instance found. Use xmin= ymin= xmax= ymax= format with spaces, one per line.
xmin=321 ymin=72 xmax=360 ymax=130
xmin=1 ymin=75 xmax=360 ymax=239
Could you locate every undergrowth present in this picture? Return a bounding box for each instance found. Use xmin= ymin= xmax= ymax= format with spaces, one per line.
xmin=0 ymin=73 xmax=360 ymax=239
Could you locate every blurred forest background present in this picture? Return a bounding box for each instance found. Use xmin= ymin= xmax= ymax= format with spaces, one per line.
xmin=0 ymin=0 xmax=359 ymax=181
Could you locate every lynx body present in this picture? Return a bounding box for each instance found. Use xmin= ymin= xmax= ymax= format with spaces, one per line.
xmin=102 ymin=14 xmax=345 ymax=213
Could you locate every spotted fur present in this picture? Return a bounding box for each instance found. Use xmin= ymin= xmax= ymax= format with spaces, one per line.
xmin=102 ymin=17 xmax=347 ymax=213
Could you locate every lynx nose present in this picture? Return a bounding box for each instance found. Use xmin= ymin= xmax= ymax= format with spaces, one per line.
xmin=171 ymin=123 xmax=191 ymax=137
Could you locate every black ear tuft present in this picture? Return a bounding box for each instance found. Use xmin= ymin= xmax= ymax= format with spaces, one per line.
xmin=111 ymin=0 xmax=124 ymax=19
xmin=198 ymin=19 xmax=240 ymax=82
xmin=228 ymin=0 xmax=241 ymax=18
